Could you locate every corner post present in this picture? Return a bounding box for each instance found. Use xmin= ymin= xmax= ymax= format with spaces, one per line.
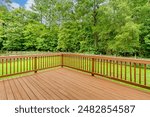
xmin=92 ymin=58 xmax=94 ymax=76
xmin=61 ymin=54 xmax=63 ymax=68
xmin=34 ymin=56 xmax=37 ymax=73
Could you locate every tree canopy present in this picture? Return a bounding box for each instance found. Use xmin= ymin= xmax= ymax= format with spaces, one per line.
xmin=0 ymin=0 xmax=150 ymax=57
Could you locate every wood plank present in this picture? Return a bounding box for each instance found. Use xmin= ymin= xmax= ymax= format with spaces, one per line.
xmin=53 ymin=70 xmax=123 ymax=99
xmin=13 ymin=79 xmax=30 ymax=100
xmin=30 ymin=75 xmax=62 ymax=100
xmin=41 ymin=71 xmax=109 ymax=99
xmin=25 ymin=75 xmax=54 ymax=100
xmin=32 ymin=74 xmax=69 ymax=100
xmin=0 ymin=68 xmax=150 ymax=100
xmin=38 ymin=73 xmax=88 ymax=100
xmin=21 ymin=77 xmax=45 ymax=100
xmin=0 ymin=81 xmax=7 ymax=100
xmin=17 ymin=78 xmax=37 ymax=100
xmin=44 ymin=69 xmax=118 ymax=99
xmin=4 ymin=80 xmax=15 ymax=100
xmin=9 ymin=80 xmax=22 ymax=100
xmin=57 ymin=68 xmax=150 ymax=99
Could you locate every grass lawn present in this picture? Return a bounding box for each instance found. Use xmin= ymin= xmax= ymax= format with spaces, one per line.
xmin=0 ymin=56 xmax=61 ymax=78
xmin=64 ymin=56 xmax=150 ymax=86
xmin=0 ymin=54 xmax=150 ymax=91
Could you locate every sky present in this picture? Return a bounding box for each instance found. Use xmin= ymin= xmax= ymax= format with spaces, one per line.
xmin=11 ymin=0 xmax=27 ymax=6
xmin=10 ymin=0 xmax=34 ymax=10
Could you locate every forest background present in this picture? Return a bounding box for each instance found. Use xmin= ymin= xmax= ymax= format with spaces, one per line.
xmin=0 ymin=0 xmax=150 ymax=58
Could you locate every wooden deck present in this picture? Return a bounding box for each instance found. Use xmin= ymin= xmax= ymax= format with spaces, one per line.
xmin=0 ymin=68 xmax=150 ymax=100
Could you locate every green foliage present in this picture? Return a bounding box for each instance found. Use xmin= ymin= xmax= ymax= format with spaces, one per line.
xmin=0 ymin=0 xmax=149 ymax=57
xmin=109 ymin=21 xmax=140 ymax=53
xmin=57 ymin=21 xmax=80 ymax=52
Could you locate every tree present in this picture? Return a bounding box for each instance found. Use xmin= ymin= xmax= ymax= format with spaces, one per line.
xmin=0 ymin=5 xmax=9 ymax=50
xmin=57 ymin=21 xmax=81 ymax=52
xmin=0 ymin=0 xmax=149 ymax=58
xmin=2 ymin=8 xmax=27 ymax=50
xmin=132 ymin=2 xmax=150 ymax=57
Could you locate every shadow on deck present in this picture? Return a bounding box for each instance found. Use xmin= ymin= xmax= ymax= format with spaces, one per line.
xmin=0 ymin=68 xmax=150 ymax=100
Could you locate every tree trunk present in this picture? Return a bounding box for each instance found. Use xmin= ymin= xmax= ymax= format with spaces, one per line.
xmin=93 ymin=0 xmax=98 ymax=49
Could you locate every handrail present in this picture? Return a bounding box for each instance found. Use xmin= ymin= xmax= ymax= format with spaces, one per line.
xmin=0 ymin=53 xmax=150 ymax=89
xmin=0 ymin=53 xmax=62 ymax=78
xmin=0 ymin=53 xmax=61 ymax=59
xmin=62 ymin=53 xmax=150 ymax=89
xmin=62 ymin=53 xmax=150 ymax=64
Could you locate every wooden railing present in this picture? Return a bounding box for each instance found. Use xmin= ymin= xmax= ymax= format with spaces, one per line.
xmin=0 ymin=53 xmax=61 ymax=78
xmin=0 ymin=53 xmax=150 ymax=89
xmin=63 ymin=53 xmax=150 ymax=89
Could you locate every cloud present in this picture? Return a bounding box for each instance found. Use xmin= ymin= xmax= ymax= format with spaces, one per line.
xmin=25 ymin=0 xmax=35 ymax=11
xmin=99 ymin=0 xmax=109 ymax=6
xmin=10 ymin=2 xmax=20 ymax=9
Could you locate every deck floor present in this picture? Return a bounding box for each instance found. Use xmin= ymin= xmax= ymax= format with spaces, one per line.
xmin=0 ymin=68 xmax=150 ymax=100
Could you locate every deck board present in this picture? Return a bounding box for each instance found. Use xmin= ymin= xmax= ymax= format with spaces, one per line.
xmin=31 ymin=74 xmax=67 ymax=100
xmin=0 ymin=68 xmax=150 ymax=100
xmin=22 ymin=77 xmax=45 ymax=100
xmin=52 ymin=70 xmax=123 ymax=99
xmin=39 ymin=78 xmax=77 ymax=100
xmin=17 ymin=78 xmax=37 ymax=100
xmin=42 ymin=71 xmax=112 ymax=99
xmin=0 ymin=81 xmax=7 ymax=100
xmin=57 ymin=69 xmax=150 ymax=99
xmin=13 ymin=79 xmax=30 ymax=100
xmin=39 ymin=73 xmax=90 ymax=100
xmin=26 ymin=76 xmax=53 ymax=100
xmin=9 ymin=80 xmax=22 ymax=100
xmin=4 ymin=80 xmax=15 ymax=100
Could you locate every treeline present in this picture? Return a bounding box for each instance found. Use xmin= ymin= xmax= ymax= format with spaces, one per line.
xmin=0 ymin=0 xmax=150 ymax=57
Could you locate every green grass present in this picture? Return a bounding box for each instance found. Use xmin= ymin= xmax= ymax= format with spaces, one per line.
xmin=63 ymin=57 xmax=150 ymax=87
xmin=0 ymin=56 xmax=61 ymax=79
xmin=0 ymin=54 xmax=150 ymax=91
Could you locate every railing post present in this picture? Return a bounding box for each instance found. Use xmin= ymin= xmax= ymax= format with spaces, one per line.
xmin=34 ymin=56 xmax=37 ymax=73
xmin=92 ymin=58 xmax=94 ymax=76
xmin=61 ymin=54 xmax=63 ymax=68
xmin=144 ymin=64 xmax=146 ymax=86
